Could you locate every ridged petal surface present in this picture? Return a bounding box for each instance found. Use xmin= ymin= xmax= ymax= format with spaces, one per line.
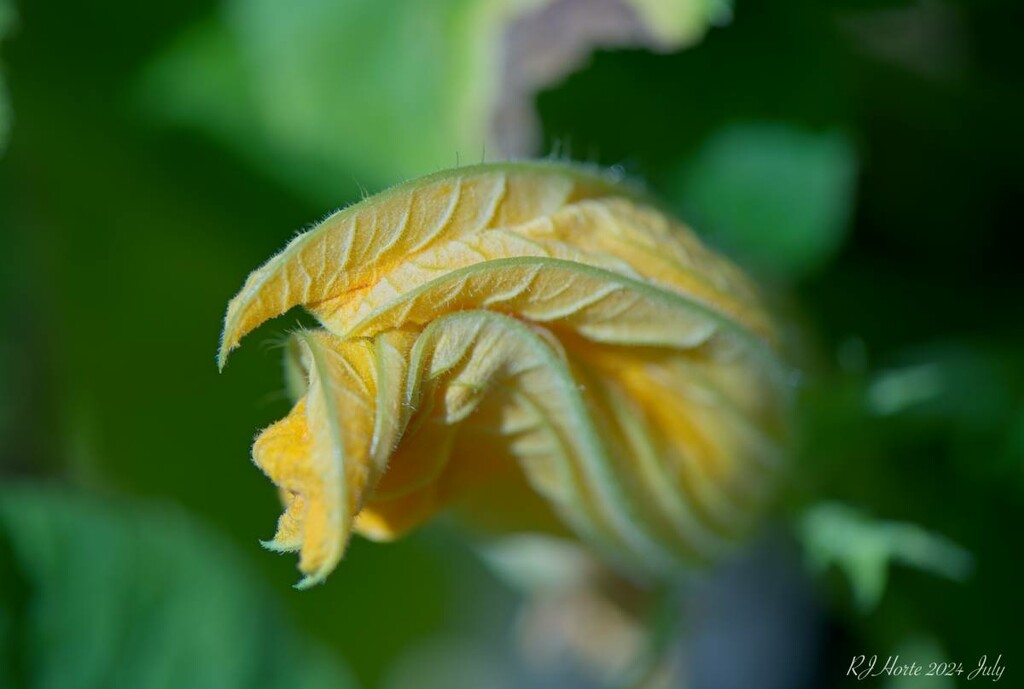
xmin=221 ymin=162 xmax=792 ymax=585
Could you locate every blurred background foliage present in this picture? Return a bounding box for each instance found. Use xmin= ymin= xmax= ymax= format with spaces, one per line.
xmin=1 ymin=0 xmax=1022 ymax=687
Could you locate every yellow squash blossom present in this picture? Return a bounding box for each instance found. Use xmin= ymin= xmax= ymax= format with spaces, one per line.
xmin=219 ymin=162 xmax=791 ymax=588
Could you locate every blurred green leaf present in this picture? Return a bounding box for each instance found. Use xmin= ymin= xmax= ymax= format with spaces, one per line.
xmin=668 ymin=123 xmax=858 ymax=279
xmin=0 ymin=485 xmax=357 ymax=689
xmin=138 ymin=0 xmax=728 ymax=202
xmin=138 ymin=0 xmax=552 ymax=199
xmin=799 ymin=502 xmax=972 ymax=612
xmin=141 ymin=0 xmax=514 ymax=197
xmin=864 ymin=342 xmax=1024 ymax=488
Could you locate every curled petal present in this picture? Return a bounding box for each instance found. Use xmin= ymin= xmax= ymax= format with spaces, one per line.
xmin=222 ymin=162 xmax=792 ymax=585
xmin=219 ymin=163 xmax=632 ymax=369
